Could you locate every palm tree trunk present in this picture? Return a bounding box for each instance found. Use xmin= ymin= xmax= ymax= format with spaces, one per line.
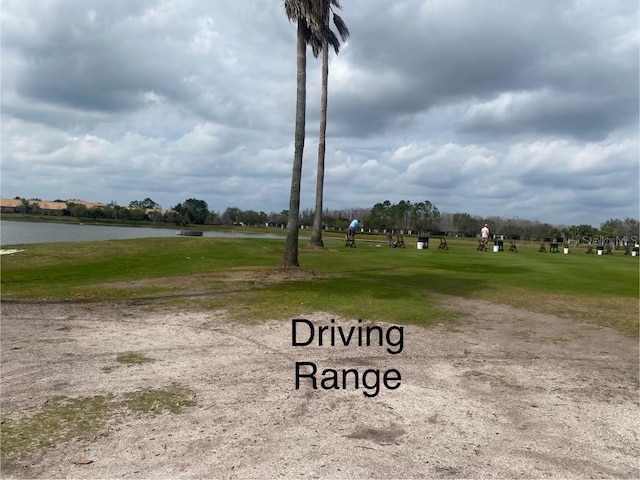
xmin=309 ymin=36 xmax=329 ymax=248
xmin=282 ymin=21 xmax=307 ymax=268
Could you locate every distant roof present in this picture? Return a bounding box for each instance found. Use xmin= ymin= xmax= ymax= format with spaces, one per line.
xmin=33 ymin=200 xmax=67 ymax=210
xmin=1 ymin=198 xmax=69 ymax=210
xmin=66 ymin=199 xmax=106 ymax=208
xmin=0 ymin=198 xmax=22 ymax=208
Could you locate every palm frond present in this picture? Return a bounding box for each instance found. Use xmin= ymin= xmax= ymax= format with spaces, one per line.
xmin=307 ymin=25 xmax=323 ymax=57
xmin=332 ymin=13 xmax=350 ymax=42
xmin=325 ymin=27 xmax=340 ymax=54
xmin=284 ymin=0 xmax=323 ymax=30
xmin=284 ymin=0 xmax=349 ymax=57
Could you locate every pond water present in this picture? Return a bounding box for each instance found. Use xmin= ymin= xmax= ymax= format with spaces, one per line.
xmin=0 ymin=220 xmax=286 ymax=246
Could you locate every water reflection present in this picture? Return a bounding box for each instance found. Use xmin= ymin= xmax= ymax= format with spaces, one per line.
xmin=0 ymin=220 xmax=286 ymax=245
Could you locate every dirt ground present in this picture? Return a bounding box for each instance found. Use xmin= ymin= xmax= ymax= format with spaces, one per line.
xmin=1 ymin=298 xmax=638 ymax=479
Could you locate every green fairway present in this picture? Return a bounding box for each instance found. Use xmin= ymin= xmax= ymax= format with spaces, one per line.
xmin=1 ymin=237 xmax=638 ymax=335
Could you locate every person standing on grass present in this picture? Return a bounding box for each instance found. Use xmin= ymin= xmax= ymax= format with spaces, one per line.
xmin=481 ymin=223 xmax=490 ymax=247
xmin=348 ymin=219 xmax=359 ymax=237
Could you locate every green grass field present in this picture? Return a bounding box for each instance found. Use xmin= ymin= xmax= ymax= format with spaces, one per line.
xmin=1 ymin=236 xmax=638 ymax=335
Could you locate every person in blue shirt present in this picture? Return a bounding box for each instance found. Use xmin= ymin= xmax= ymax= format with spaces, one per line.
xmin=348 ymin=219 xmax=359 ymax=237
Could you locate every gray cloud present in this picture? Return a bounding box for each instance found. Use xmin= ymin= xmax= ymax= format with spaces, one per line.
xmin=1 ymin=0 xmax=638 ymax=226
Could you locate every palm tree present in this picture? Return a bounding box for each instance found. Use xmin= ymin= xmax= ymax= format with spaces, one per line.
xmin=282 ymin=0 xmax=323 ymax=268
xmin=308 ymin=1 xmax=349 ymax=248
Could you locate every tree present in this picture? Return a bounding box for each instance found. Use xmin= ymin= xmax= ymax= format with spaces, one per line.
xmin=269 ymin=210 xmax=289 ymax=227
xmin=621 ymin=218 xmax=640 ymax=241
xmin=308 ymin=0 xmax=349 ymax=247
xmin=70 ymin=204 xmax=88 ymax=218
xmin=205 ymin=211 xmax=221 ymax=225
xmin=148 ymin=210 xmax=164 ymax=223
xmin=87 ymin=207 xmax=107 ymax=219
xmin=128 ymin=208 xmax=146 ymax=222
xmin=241 ymin=210 xmax=269 ymax=226
xmin=300 ymin=208 xmax=315 ymax=226
xmin=282 ymin=0 xmax=323 ymax=267
xmin=18 ymin=198 xmax=30 ymax=214
xmin=163 ymin=210 xmax=184 ymax=225
xmin=411 ymin=201 xmax=440 ymax=234
xmin=452 ymin=212 xmax=477 ymax=236
xmin=391 ymin=200 xmax=412 ymax=230
xmin=571 ymin=224 xmax=596 ymax=242
xmin=369 ymin=200 xmax=393 ymax=231
xmin=221 ymin=207 xmax=242 ymax=225
xmin=600 ymin=217 xmax=639 ymax=244
xmin=368 ymin=203 xmax=383 ymax=230
xmin=129 ymin=198 xmax=160 ymax=210
xmin=173 ymin=198 xmax=209 ymax=225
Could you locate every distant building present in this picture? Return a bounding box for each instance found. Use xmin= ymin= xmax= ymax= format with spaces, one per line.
xmin=0 ymin=198 xmax=68 ymax=215
xmin=31 ymin=200 xmax=68 ymax=215
xmin=0 ymin=198 xmax=23 ymax=213
xmin=66 ymin=199 xmax=107 ymax=209
xmin=1 ymin=197 xmax=169 ymax=217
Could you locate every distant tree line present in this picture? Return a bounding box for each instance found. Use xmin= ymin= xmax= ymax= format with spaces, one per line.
xmin=367 ymin=200 xmax=440 ymax=234
xmin=7 ymin=196 xmax=638 ymax=241
xmin=446 ymin=213 xmax=639 ymax=242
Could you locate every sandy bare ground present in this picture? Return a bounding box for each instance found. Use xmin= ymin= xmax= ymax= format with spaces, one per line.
xmin=1 ymin=298 xmax=638 ymax=479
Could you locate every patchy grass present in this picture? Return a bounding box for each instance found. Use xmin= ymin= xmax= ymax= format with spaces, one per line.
xmin=116 ymin=351 xmax=155 ymax=366
xmin=0 ymin=386 xmax=196 ymax=458
xmin=125 ymin=386 xmax=196 ymax=414
xmin=1 ymin=237 xmax=638 ymax=335
xmin=0 ymin=395 xmax=113 ymax=457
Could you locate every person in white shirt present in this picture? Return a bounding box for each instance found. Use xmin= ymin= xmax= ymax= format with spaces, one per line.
xmin=480 ymin=224 xmax=490 ymax=247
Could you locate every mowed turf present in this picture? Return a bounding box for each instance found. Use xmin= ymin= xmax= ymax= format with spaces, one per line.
xmin=1 ymin=236 xmax=638 ymax=335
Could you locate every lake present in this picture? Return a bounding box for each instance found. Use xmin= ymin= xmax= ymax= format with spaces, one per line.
xmin=0 ymin=220 xmax=287 ymax=245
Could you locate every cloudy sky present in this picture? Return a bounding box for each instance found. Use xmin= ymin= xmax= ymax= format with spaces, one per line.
xmin=1 ymin=0 xmax=638 ymax=226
